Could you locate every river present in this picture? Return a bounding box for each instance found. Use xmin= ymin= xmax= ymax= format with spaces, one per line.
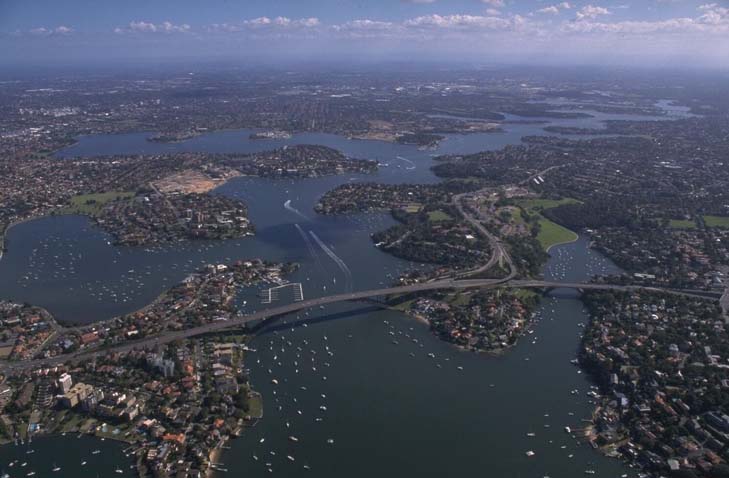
xmin=0 ymin=102 xmax=689 ymax=476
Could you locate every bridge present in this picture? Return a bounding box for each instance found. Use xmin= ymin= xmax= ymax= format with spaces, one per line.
xmin=1 ymin=278 xmax=719 ymax=374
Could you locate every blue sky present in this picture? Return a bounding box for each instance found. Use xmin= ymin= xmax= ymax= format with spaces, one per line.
xmin=2 ymin=0 xmax=728 ymax=67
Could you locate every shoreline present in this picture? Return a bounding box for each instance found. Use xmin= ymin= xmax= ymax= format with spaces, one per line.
xmin=207 ymin=444 xmax=224 ymax=478
xmin=0 ymin=215 xmax=45 ymax=263
xmin=545 ymin=230 xmax=580 ymax=253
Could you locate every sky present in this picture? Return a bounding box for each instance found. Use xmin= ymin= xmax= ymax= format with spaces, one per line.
xmin=1 ymin=0 xmax=729 ymax=68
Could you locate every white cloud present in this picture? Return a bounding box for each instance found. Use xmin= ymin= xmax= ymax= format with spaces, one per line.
xmin=576 ymin=5 xmax=611 ymax=20
xmin=28 ymin=25 xmax=74 ymax=35
xmin=119 ymin=21 xmax=191 ymax=34
xmin=402 ymin=0 xmax=438 ymax=3
xmin=537 ymin=6 xmax=560 ymax=15
xmin=403 ymin=14 xmax=514 ymax=30
xmin=535 ymin=3 xmax=572 ymax=15
xmin=480 ymin=0 xmax=505 ymax=6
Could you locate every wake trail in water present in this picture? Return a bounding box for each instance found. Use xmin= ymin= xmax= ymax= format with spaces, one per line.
xmin=396 ymin=156 xmax=416 ymax=170
xmin=309 ymin=230 xmax=353 ymax=292
xmin=295 ymin=224 xmax=325 ymax=274
xmin=284 ymin=199 xmax=309 ymax=220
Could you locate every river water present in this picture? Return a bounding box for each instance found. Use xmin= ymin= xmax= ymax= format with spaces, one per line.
xmin=0 ymin=103 xmax=688 ymax=476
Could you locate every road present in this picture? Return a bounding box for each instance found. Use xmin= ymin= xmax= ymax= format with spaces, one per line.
xmin=450 ymin=165 xmax=566 ymax=281
xmin=451 ymin=190 xmax=515 ymax=279
xmin=721 ymin=287 xmax=729 ymax=323
xmin=2 ymin=278 xmax=719 ymax=374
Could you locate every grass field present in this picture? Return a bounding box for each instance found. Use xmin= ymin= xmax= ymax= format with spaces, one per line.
xmin=704 ymin=215 xmax=729 ymax=228
xmin=669 ymin=219 xmax=697 ymax=229
xmin=446 ymin=292 xmax=471 ymax=306
xmin=536 ymin=217 xmax=579 ymax=251
xmin=513 ymin=289 xmax=540 ymax=301
xmin=247 ymin=393 xmax=264 ymax=419
xmin=428 ymin=210 xmax=453 ymax=222
xmin=516 ymin=197 xmax=581 ymax=211
xmin=62 ymin=191 xmax=134 ymax=216
xmin=404 ymin=203 xmax=423 ymax=214
xmin=515 ymin=197 xmax=580 ymax=251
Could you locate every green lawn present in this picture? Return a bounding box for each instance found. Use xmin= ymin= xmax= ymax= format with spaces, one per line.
xmin=247 ymin=393 xmax=264 ymax=419
xmin=61 ymin=191 xmax=134 ymax=216
xmin=404 ymin=203 xmax=423 ymax=214
xmin=514 ymin=197 xmax=580 ymax=251
xmin=446 ymin=292 xmax=471 ymax=306
xmin=669 ymin=219 xmax=697 ymax=229
xmin=516 ymin=197 xmax=581 ymax=211
xmin=537 ymin=217 xmax=578 ymax=251
xmin=428 ymin=210 xmax=453 ymax=222
xmin=704 ymin=215 xmax=729 ymax=228
xmin=513 ymin=289 xmax=539 ymax=301
xmin=509 ymin=207 xmax=524 ymax=224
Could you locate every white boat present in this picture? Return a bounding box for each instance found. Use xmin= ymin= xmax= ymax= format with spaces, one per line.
xmin=288 ymin=436 xmax=299 ymax=442
xmin=525 ymin=450 xmax=535 ymax=457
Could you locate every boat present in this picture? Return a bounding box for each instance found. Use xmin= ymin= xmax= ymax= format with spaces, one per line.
xmin=565 ymin=426 xmax=572 ymax=433
xmin=288 ymin=436 xmax=299 ymax=442
xmin=287 ymin=455 xmax=295 ymax=462
xmin=81 ymin=461 xmax=87 ymax=466
xmin=326 ymin=438 xmax=334 ymax=444
xmin=525 ymin=450 xmax=535 ymax=457
xmin=92 ymin=449 xmax=101 ymax=454
xmin=52 ymin=464 xmax=61 ymax=472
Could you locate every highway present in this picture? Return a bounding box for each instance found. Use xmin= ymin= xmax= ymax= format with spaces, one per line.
xmin=451 ymin=190 xmax=515 ymax=280
xmin=1 ymin=278 xmax=719 ymax=373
